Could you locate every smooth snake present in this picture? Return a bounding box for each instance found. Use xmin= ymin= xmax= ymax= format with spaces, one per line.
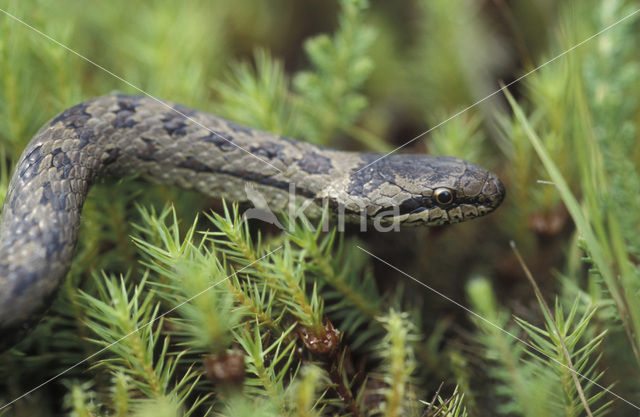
xmin=0 ymin=95 xmax=505 ymax=350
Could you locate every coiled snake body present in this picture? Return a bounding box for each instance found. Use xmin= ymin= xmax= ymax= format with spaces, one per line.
xmin=0 ymin=95 xmax=505 ymax=350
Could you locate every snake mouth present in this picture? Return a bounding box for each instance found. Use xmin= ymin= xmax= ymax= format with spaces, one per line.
xmin=377 ymin=202 xmax=499 ymax=226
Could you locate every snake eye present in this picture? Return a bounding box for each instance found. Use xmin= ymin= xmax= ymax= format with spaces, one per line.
xmin=434 ymin=188 xmax=454 ymax=205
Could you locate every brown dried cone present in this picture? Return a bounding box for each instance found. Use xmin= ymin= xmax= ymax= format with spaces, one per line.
xmin=296 ymin=319 xmax=341 ymax=358
xmin=203 ymin=349 xmax=246 ymax=386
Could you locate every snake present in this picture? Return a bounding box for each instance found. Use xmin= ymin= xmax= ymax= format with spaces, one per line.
xmin=0 ymin=95 xmax=505 ymax=350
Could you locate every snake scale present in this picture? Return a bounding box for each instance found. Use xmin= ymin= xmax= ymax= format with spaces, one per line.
xmin=0 ymin=95 xmax=505 ymax=350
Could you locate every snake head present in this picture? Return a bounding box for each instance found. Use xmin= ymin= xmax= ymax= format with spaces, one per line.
xmin=348 ymin=154 xmax=506 ymax=226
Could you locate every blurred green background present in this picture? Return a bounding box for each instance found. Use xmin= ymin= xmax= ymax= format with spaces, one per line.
xmin=1 ymin=0 xmax=640 ymax=416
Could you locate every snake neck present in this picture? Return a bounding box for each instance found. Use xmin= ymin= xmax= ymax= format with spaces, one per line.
xmin=86 ymin=96 xmax=356 ymax=208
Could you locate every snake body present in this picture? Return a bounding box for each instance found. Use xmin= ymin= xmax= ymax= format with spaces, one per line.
xmin=0 ymin=95 xmax=505 ymax=350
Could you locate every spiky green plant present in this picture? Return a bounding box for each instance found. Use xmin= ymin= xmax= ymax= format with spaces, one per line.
xmin=468 ymin=277 xmax=612 ymax=417
xmin=421 ymin=386 xmax=470 ymax=417
xmin=55 ymin=202 xmax=427 ymax=416
xmin=369 ymin=310 xmax=421 ymax=417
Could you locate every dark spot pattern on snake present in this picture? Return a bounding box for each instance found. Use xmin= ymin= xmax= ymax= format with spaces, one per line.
xmin=179 ymin=156 xmax=215 ymax=173
xmin=200 ymin=131 xmax=236 ymax=151
xmin=297 ymin=150 xmax=333 ymax=175
xmin=102 ymin=147 xmax=122 ymax=165
xmin=19 ymin=145 xmax=44 ymax=181
xmin=227 ymin=121 xmax=254 ymax=135
xmin=136 ymin=137 xmax=160 ymax=161
xmin=249 ymin=141 xmax=286 ymax=161
xmin=49 ymin=102 xmax=91 ymax=129
xmin=162 ymin=112 xmax=188 ymax=136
